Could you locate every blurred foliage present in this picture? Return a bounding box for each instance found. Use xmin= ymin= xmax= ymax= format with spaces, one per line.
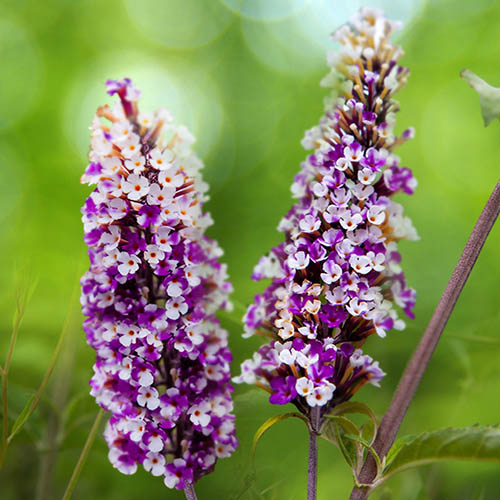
xmin=0 ymin=0 xmax=499 ymax=498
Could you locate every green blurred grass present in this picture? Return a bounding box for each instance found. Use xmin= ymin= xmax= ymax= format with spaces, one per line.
xmin=1 ymin=0 xmax=499 ymax=498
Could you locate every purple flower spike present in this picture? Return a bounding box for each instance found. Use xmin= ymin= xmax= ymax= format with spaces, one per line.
xmin=81 ymin=79 xmax=237 ymax=488
xmin=234 ymin=9 xmax=417 ymax=424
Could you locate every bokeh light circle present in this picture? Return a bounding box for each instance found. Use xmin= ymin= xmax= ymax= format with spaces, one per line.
xmin=0 ymin=142 xmax=22 ymax=225
xmin=125 ymin=0 xmax=234 ymax=49
xmin=219 ymin=0 xmax=309 ymax=21
xmin=241 ymin=0 xmax=425 ymax=75
xmin=0 ymin=18 xmax=42 ymax=129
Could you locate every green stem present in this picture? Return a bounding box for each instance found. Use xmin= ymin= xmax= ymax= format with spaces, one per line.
xmin=0 ymin=303 xmax=24 ymax=468
xmin=61 ymin=409 xmax=104 ymax=500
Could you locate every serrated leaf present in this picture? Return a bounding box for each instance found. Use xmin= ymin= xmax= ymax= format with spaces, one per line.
xmin=461 ymin=69 xmax=500 ymax=126
xmin=382 ymin=425 xmax=500 ymax=483
xmin=252 ymin=413 xmax=307 ymax=457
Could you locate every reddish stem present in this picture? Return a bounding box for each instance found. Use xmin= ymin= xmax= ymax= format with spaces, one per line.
xmin=349 ymin=180 xmax=500 ymax=500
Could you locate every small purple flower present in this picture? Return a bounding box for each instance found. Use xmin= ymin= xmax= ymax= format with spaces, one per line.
xmin=269 ymin=376 xmax=298 ymax=404
xmin=81 ymin=79 xmax=237 ymax=489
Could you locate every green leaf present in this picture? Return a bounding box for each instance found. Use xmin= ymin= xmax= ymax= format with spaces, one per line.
xmin=384 ymin=433 xmax=416 ymax=466
xmin=461 ymin=69 xmax=500 ymax=126
xmin=343 ymin=433 xmax=383 ymax=475
xmin=321 ymin=415 xmax=359 ymax=468
xmin=252 ymin=413 xmax=307 ymax=457
xmin=330 ymin=401 xmax=378 ymax=445
xmin=8 ymin=394 xmax=36 ymax=440
xmin=382 ymin=425 xmax=500 ymax=483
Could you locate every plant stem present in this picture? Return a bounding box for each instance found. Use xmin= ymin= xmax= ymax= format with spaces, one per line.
xmin=308 ymin=407 xmax=321 ymax=500
xmin=349 ymin=180 xmax=500 ymax=500
xmin=0 ymin=294 xmax=26 ymax=469
xmin=184 ymin=483 xmax=198 ymax=500
xmin=36 ymin=309 xmax=77 ymax=500
xmin=62 ymin=408 xmax=104 ymax=500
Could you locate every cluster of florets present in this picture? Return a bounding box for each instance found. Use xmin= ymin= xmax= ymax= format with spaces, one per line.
xmin=234 ymin=9 xmax=418 ymax=421
xmin=80 ymin=78 xmax=237 ymax=489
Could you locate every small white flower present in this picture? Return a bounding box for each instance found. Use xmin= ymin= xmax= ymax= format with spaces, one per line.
xmin=138 ymin=113 xmax=153 ymax=128
xmin=351 ymin=182 xmax=374 ymax=200
xmin=110 ymin=121 xmax=133 ymax=143
xmin=306 ymin=385 xmax=335 ymax=407
xmin=123 ymin=174 xmax=150 ymax=200
xmin=336 ymin=157 xmax=352 ymax=171
xmin=117 ymin=252 xmax=140 ymax=276
xmin=331 ymin=187 xmax=351 ymax=207
xmin=277 ymin=321 xmax=294 ymax=340
xmin=304 ymin=299 xmax=321 ymax=315
xmin=312 ymin=182 xmax=328 ymax=197
xmin=346 ymin=297 xmax=369 ymax=317
xmin=158 ymin=168 xmax=184 ymax=188
xmin=186 ymin=325 xmax=204 ymax=345
xmin=296 ymin=377 xmax=314 ymax=396
xmin=288 ymin=251 xmax=310 ymax=270
xmin=154 ymin=227 xmax=172 ymax=252
xmin=339 ymin=212 xmax=363 ymax=231
xmin=189 ymin=402 xmax=211 ymax=427
xmin=138 ymin=367 xmax=154 ymax=387
xmin=147 ymin=183 xmax=175 ymax=206
xmin=165 ymin=298 xmax=188 ymax=320
xmin=349 ymin=254 xmax=372 ymax=274
xmin=278 ymin=348 xmax=296 ymax=365
xmin=137 ymin=387 xmax=160 ymax=410
xmin=100 ymin=225 xmax=121 ymax=249
xmin=325 ymin=286 xmax=348 ymax=306
xmin=120 ymin=133 xmax=141 ymax=159
xmin=143 ymin=452 xmax=165 ymax=476
xmin=119 ymin=357 xmax=132 ymax=380
xmin=299 ymin=215 xmax=321 ymax=233
xmin=320 ymin=261 xmax=342 ymax=284
xmin=296 ymin=352 xmax=318 ymax=369
xmin=128 ymin=419 xmax=146 ymax=442
xmin=118 ymin=324 xmax=139 ymax=347
xmin=91 ymin=129 xmax=112 ymax=156
xmin=366 ymin=251 xmax=385 ymax=272
xmin=149 ymin=148 xmax=174 ymax=170
xmin=125 ymin=154 xmax=146 ymax=174
xmin=144 ymin=245 xmax=164 ymax=265
xmin=367 ymin=205 xmax=386 ymax=225
xmin=147 ymin=432 xmax=164 ymax=453
xmin=108 ymin=198 xmax=128 ymax=220
xmin=358 ymin=167 xmax=377 ymax=185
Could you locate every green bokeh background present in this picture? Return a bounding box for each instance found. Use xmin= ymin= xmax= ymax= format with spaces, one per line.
xmin=1 ymin=0 xmax=499 ymax=499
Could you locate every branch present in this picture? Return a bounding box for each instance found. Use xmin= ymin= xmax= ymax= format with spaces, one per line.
xmin=350 ymin=180 xmax=500 ymax=500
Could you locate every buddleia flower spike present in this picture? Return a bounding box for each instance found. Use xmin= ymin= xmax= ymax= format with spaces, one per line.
xmin=80 ymin=78 xmax=237 ymax=496
xmin=234 ymin=8 xmax=417 ymax=497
